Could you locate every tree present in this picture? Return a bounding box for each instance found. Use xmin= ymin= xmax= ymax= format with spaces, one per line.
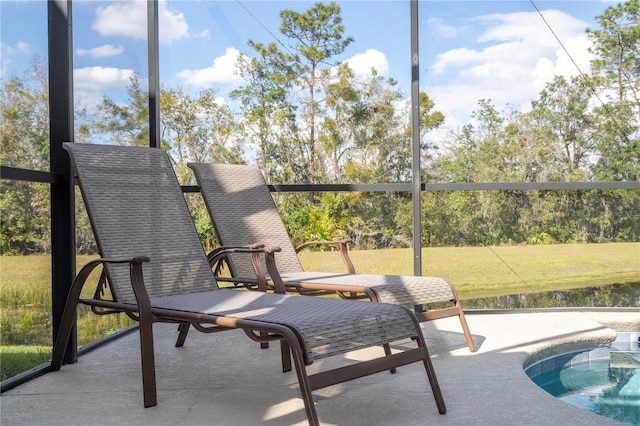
xmin=0 ymin=57 xmax=50 ymax=171
xmin=231 ymin=43 xmax=299 ymax=183
xmin=94 ymin=74 xmax=149 ymax=147
xmin=317 ymin=63 xmax=362 ymax=182
xmin=418 ymin=91 xmax=446 ymax=165
xmin=587 ymin=0 xmax=640 ymax=120
xmin=93 ymin=74 xmax=243 ymax=178
xmin=529 ymin=75 xmax=595 ymax=180
xmin=330 ymin=67 xmax=408 ymax=184
xmin=161 ymin=86 xmax=242 ymax=183
xmin=277 ymin=1 xmax=354 ymax=184
xmin=587 ymin=0 xmax=640 ymax=181
xmin=0 ymin=58 xmax=50 ymax=254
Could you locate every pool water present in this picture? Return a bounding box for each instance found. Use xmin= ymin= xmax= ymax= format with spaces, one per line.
xmin=525 ymin=332 xmax=640 ymax=426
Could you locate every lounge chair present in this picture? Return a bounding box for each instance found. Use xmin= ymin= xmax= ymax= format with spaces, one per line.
xmin=188 ymin=162 xmax=476 ymax=352
xmin=50 ymin=143 xmax=446 ymax=425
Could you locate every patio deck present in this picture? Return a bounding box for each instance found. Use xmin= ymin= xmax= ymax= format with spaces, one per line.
xmin=1 ymin=309 xmax=638 ymax=425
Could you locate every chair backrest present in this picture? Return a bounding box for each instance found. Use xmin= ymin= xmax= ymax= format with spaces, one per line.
xmin=188 ymin=163 xmax=304 ymax=278
xmin=64 ymin=143 xmax=219 ymax=304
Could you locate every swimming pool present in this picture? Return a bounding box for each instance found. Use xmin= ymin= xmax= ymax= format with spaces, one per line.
xmin=525 ymin=332 xmax=640 ymax=426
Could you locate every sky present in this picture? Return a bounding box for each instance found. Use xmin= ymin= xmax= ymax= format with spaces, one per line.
xmin=0 ymin=0 xmax=623 ymax=133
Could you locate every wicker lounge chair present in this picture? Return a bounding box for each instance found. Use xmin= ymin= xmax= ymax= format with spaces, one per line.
xmin=50 ymin=143 xmax=446 ymax=425
xmin=188 ymin=162 xmax=476 ymax=352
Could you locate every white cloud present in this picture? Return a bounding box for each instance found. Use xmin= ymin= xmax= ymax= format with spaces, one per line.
xmin=176 ymin=47 xmax=243 ymax=86
xmin=92 ymin=0 xmax=191 ymax=43
xmin=92 ymin=1 xmax=146 ymax=40
xmin=0 ymin=41 xmax=30 ymax=57
xmin=425 ymin=17 xmax=463 ymax=38
xmin=0 ymin=41 xmax=31 ymax=79
xmin=74 ymin=66 xmax=134 ymax=92
xmin=76 ymin=44 xmax=124 ymax=58
xmin=428 ymin=9 xmax=594 ymax=128
xmin=431 ymin=47 xmax=482 ymax=74
xmin=345 ymin=49 xmax=389 ymax=79
xmin=16 ymin=42 xmax=29 ymax=52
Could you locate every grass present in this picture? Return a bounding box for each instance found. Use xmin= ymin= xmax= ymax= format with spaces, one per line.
xmin=0 ymin=254 xmax=135 ymax=381
xmin=297 ymin=242 xmax=640 ymax=299
xmin=0 ymin=242 xmax=638 ymax=380
xmin=0 ymin=345 xmax=51 ymax=381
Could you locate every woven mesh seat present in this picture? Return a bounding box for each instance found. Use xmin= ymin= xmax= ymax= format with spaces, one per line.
xmin=152 ymin=289 xmax=414 ymax=361
xmin=189 ymin=162 xmax=476 ymax=352
xmin=50 ymin=143 xmax=446 ymax=425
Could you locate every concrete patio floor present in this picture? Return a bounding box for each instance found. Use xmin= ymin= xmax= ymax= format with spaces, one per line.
xmin=1 ymin=309 xmax=638 ymax=425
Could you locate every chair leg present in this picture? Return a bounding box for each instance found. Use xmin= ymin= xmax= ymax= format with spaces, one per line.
xmin=260 ymin=331 xmax=269 ymax=349
xmin=175 ymin=322 xmax=190 ymax=347
xmin=51 ymin=266 xmax=91 ymax=371
xmin=383 ymin=343 xmax=397 ymax=374
xmin=280 ymin=339 xmax=292 ymax=372
xmin=457 ymin=305 xmax=476 ymax=352
xmin=138 ymin=317 xmax=158 ymax=408
xmin=285 ymin=334 xmax=319 ymax=426
xmin=414 ymin=332 xmax=446 ymax=414
xmin=50 ymin=300 xmax=79 ymax=371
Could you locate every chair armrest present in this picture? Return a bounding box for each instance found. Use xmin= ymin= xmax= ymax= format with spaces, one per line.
xmin=262 ymin=245 xmax=286 ymax=294
xmin=295 ymin=238 xmax=355 ymax=273
xmin=51 ymin=256 xmax=150 ymax=372
xmin=75 ymin=256 xmax=151 ymax=316
xmin=206 ymin=244 xmax=283 ymax=292
xmin=208 ymin=243 xmax=264 ymax=259
xmin=207 ymin=243 xmax=264 ymax=277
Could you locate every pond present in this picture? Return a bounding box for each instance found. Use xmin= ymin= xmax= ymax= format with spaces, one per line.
xmin=462 ymin=282 xmax=640 ymax=309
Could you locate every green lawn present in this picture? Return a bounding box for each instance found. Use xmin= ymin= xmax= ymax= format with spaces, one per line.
xmin=0 ymin=254 xmax=134 ymax=381
xmin=0 ymin=346 xmax=51 ymax=381
xmin=298 ymin=242 xmax=640 ymax=299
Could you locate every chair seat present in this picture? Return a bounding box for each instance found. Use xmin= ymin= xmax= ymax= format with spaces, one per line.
xmin=278 ymin=272 xmax=456 ymax=305
xmin=151 ymin=288 xmax=417 ymax=363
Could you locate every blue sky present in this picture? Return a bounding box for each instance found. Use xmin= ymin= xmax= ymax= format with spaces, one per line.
xmin=0 ymin=0 xmax=621 ymax=131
